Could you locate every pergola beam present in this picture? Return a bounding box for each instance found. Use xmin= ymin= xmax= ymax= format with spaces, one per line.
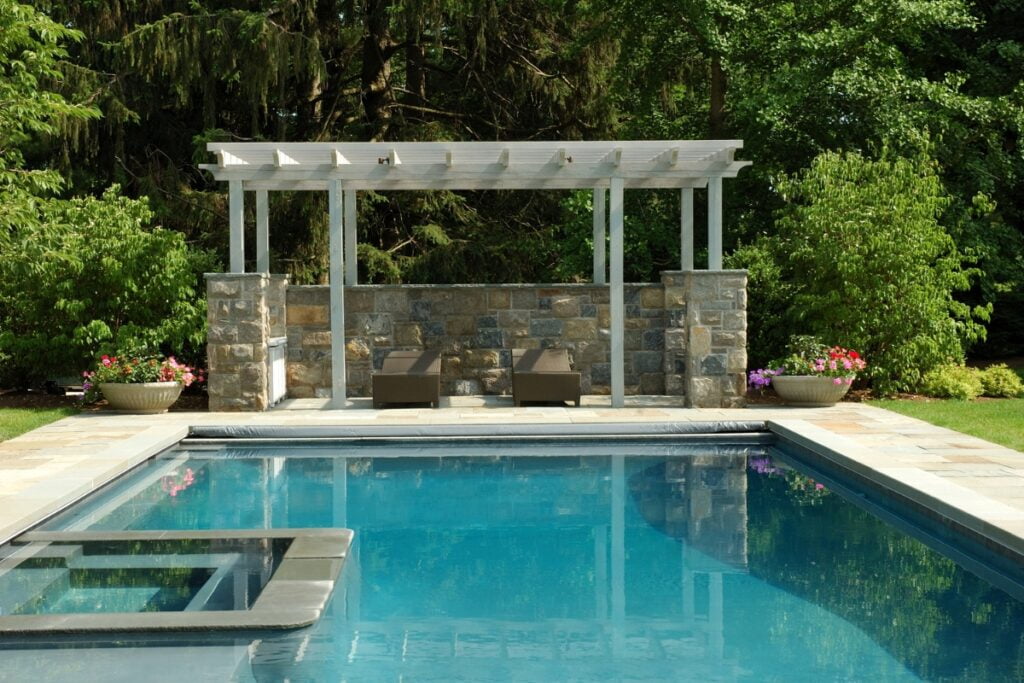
xmin=228 ymin=180 xmax=244 ymax=272
xmin=256 ymin=190 xmax=269 ymax=273
xmin=593 ymin=188 xmax=606 ymax=285
xmin=344 ymin=189 xmax=357 ymax=285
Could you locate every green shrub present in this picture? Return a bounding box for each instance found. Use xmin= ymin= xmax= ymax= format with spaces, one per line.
xmin=979 ymin=364 xmax=1024 ymax=398
xmin=919 ymin=365 xmax=984 ymax=400
xmin=0 ymin=187 xmax=215 ymax=387
xmin=763 ymin=151 xmax=989 ymax=395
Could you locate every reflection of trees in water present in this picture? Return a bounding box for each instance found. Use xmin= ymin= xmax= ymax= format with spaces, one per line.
xmin=628 ymin=455 xmax=749 ymax=569
xmin=747 ymin=462 xmax=1024 ymax=682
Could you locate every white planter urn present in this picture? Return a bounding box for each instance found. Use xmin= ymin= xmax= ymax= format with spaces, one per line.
xmin=771 ymin=375 xmax=852 ymax=407
xmin=99 ymin=382 xmax=183 ymax=414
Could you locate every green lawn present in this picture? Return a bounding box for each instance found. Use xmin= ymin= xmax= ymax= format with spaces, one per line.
xmin=869 ymin=398 xmax=1024 ymax=453
xmin=0 ymin=407 xmax=77 ymax=442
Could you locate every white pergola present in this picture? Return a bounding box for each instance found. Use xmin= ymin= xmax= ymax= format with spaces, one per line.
xmin=201 ymin=140 xmax=751 ymax=408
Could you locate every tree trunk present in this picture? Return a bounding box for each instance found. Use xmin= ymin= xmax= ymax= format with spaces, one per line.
xmin=361 ymin=0 xmax=395 ymax=140
xmin=710 ymin=55 xmax=726 ymax=137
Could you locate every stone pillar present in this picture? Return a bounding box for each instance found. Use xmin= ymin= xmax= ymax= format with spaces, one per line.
xmin=685 ymin=270 xmax=747 ymax=408
xmin=266 ymin=274 xmax=289 ymax=338
xmin=206 ymin=272 xmax=271 ymax=411
xmin=662 ymin=272 xmax=688 ymax=397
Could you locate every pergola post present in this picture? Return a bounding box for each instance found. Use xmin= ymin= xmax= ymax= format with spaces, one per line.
xmin=592 ymin=187 xmax=606 ymax=284
xmin=609 ymin=176 xmax=625 ymax=408
xmin=255 ymin=190 xmax=269 ymax=273
xmin=328 ymin=180 xmax=347 ymax=406
xmin=708 ymin=176 xmax=723 ymax=270
xmin=344 ymin=188 xmax=357 ymax=285
xmin=680 ymin=187 xmax=694 ymax=270
xmin=229 ymin=180 xmax=245 ymax=272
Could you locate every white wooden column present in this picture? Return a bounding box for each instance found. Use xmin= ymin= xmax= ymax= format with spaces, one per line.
xmin=680 ymin=187 xmax=694 ymax=270
xmin=592 ymin=187 xmax=606 ymax=284
xmin=255 ymin=190 xmax=269 ymax=273
xmin=328 ymin=180 xmax=347 ymax=407
xmin=609 ymin=176 xmax=625 ymax=408
xmin=708 ymin=176 xmax=723 ymax=270
xmin=344 ymin=189 xmax=357 ymax=285
xmin=229 ymin=180 xmax=245 ymax=272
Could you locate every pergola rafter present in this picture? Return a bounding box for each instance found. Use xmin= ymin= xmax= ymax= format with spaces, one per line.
xmin=202 ymin=140 xmax=751 ymax=408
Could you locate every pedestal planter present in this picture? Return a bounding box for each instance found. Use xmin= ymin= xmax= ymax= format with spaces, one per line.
xmin=99 ymin=382 xmax=183 ymax=414
xmin=771 ymin=375 xmax=851 ymax=407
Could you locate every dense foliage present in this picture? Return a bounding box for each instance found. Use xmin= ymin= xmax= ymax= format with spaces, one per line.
xmin=0 ymin=188 xmax=213 ymax=387
xmin=755 ymin=151 xmax=989 ymax=394
xmin=2 ymin=0 xmax=1022 ymax=390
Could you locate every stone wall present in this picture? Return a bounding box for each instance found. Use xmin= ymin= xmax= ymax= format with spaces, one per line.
xmin=205 ymin=270 xmax=749 ymax=410
xmin=285 ymin=283 xmax=667 ymax=398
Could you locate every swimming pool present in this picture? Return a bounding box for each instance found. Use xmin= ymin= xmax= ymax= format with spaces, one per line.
xmin=1 ymin=436 xmax=1022 ymax=681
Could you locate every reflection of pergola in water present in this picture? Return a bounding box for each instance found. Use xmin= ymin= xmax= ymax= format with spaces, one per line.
xmin=249 ymin=452 xmax=751 ymax=674
xmin=201 ymin=141 xmax=750 ymax=407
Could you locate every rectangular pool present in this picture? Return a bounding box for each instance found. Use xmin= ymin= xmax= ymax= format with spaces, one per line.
xmin=1 ymin=437 xmax=1022 ymax=681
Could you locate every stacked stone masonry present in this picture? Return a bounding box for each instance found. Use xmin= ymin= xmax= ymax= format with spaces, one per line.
xmin=204 ymin=270 xmax=748 ymax=409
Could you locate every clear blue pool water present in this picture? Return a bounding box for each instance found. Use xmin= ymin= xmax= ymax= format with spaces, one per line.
xmin=3 ymin=439 xmax=1023 ymax=682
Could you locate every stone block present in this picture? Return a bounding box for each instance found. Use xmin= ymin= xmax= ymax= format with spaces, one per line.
xmin=287 ymin=362 xmax=324 ymax=387
xmin=455 ymin=289 xmax=488 ymax=313
xmin=488 ymin=289 xmax=511 ymax=309
xmin=639 ymin=373 xmax=665 ymax=395
xmin=642 ymin=329 xmax=664 ymax=351
xmin=410 ymin=299 xmax=431 ymax=321
xmin=288 ymin=305 xmax=329 ymax=326
xmin=394 ymin=323 xmax=423 ymax=346
xmin=625 ymin=329 xmax=642 ymax=350
xmin=498 ymin=310 xmax=530 ymax=328
xmin=442 ymin=356 xmax=462 ymax=379
xmin=577 ymin=341 xmax=608 ymax=362
xmin=712 ymin=331 xmax=737 ymax=348
xmin=699 ymin=310 xmax=723 ymax=326
xmin=239 ymin=362 xmax=266 ymax=387
xmin=665 ymin=373 xmax=686 ymax=396
xmin=474 ymin=329 xmax=504 ymax=348
xmin=208 ymin=373 xmax=240 ymax=398
xmin=447 ymin=315 xmax=477 ymax=336
xmin=207 ymin=279 xmax=242 ymax=298
xmin=565 ymin=319 xmax=597 ymax=341
xmin=236 ymin=321 xmax=266 ymax=344
xmin=375 ymin=290 xmax=409 ymax=313
xmin=346 ymin=289 xmax=375 ymax=313
xmin=640 ymin=287 xmax=664 ymax=309
xmin=477 ymin=315 xmax=498 ymax=328
xmin=478 ymin=369 xmax=510 ymax=394
xmin=580 ymin=303 xmax=597 ymax=318
xmin=511 ymin=289 xmax=537 ymax=309
xmin=551 ymin=297 xmax=580 ymax=318
xmin=664 ymin=286 xmax=686 ymax=308
xmin=686 ymin=377 xmax=717 ymax=408
xmin=727 ymin=350 xmax=748 ymax=374
xmin=422 ymin=321 xmax=445 ymax=337
xmin=633 ymin=351 xmax=663 ymax=374
xmin=690 ymin=326 xmax=711 ymax=356
xmin=530 ymin=318 xmax=563 ymax=337
xmin=302 ymin=331 xmax=332 ymax=347
xmin=208 ymin=325 xmax=238 ymax=344
xmin=591 ymin=363 xmax=611 ymax=384
xmin=218 ymin=344 xmax=254 ymax=363
xmin=464 ymin=349 xmax=500 ymax=368
xmin=597 ymin=305 xmax=611 ymax=327
xmin=354 ymin=312 xmax=391 ymax=336
xmin=449 ymin=379 xmax=481 ymax=396
xmin=345 ymin=338 xmax=370 ymax=361
xmin=700 ymin=354 xmax=727 ymax=375
xmin=722 ymin=311 xmax=746 ymax=331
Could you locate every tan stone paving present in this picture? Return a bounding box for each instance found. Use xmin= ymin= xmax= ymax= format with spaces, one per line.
xmin=0 ymin=398 xmax=1021 ymax=556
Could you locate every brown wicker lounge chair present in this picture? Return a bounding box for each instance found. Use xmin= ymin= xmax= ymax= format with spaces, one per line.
xmin=372 ymin=349 xmax=442 ymax=409
xmin=511 ymin=348 xmax=581 ymax=407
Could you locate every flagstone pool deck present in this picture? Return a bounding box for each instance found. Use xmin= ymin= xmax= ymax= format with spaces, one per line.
xmin=1 ymin=397 xmax=1022 ymax=560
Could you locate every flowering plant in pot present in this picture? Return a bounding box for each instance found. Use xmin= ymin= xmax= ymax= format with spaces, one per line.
xmin=83 ymin=354 xmax=203 ymax=413
xmin=749 ymin=336 xmax=867 ymax=406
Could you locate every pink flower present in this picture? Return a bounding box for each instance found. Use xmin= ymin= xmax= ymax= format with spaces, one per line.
xmin=833 ymin=377 xmax=842 ymax=385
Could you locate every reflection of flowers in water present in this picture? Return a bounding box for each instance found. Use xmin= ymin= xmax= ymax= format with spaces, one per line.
xmin=160 ymin=468 xmax=196 ymax=498
xmin=748 ymin=456 xmax=828 ymax=505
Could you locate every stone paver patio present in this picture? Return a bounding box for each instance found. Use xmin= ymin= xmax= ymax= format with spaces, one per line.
xmin=1 ymin=398 xmax=1022 ymax=557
